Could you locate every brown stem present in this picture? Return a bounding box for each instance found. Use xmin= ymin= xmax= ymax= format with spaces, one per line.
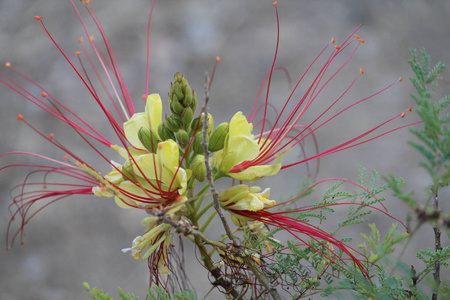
xmin=201 ymin=74 xmax=237 ymax=245
xmin=242 ymin=255 xmax=281 ymax=300
xmin=432 ymin=188 xmax=441 ymax=300
xmin=155 ymin=213 xmax=240 ymax=297
xmin=199 ymin=75 xmax=281 ymax=299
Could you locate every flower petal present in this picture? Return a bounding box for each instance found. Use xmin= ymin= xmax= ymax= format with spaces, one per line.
xmin=123 ymin=112 xmax=149 ymax=149
xmin=229 ymin=111 xmax=253 ymax=137
xmin=145 ymin=93 xmax=163 ymax=136
xmin=229 ymin=163 xmax=281 ymax=181
xmin=157 ymin=140 xmax=179 ymax=171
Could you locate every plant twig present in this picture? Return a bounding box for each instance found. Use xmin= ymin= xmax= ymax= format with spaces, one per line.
xmin=201 ymin=73 xmax=237 ymax=245
xmin=242 ymin=255 xmax=281 ymax=300
xmin=432 ymin=188 xmax=441 ymax=300
xmin=200 ymin=73 xmax=281 ymax=300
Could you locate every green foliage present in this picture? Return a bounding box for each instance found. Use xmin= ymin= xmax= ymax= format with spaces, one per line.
xmin=147 ymin=286 xmax=198 ymax=300
xmin=416 ymin=246 xmax=450 ymax=281
xmin=408 ymin=48 xmax=450 ymax=191
xmin=83 ymin=283 xmax=198 ymax=300
xmin=378 ymin=48 xmax=450 ymax=300
xmin=359 ymin=223 xmax=409 ymax=263
xmin=336 ymin=269 xmax=425 ymax=300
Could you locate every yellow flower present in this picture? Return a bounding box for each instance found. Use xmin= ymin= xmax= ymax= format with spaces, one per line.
xmin=122 ymin=217 xmax=172 ymax=273
xmin=212 ymin=112 xmax=281 ymax=181
xmin=219 ymin=184 xmax=276 ymax=226
xmin=123 ymin=93 xmax=162 ymax=149
xmin=113 ymin=139 xmax=190 ymax=211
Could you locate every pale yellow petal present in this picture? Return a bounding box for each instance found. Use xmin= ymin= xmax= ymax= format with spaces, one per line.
xmin=229 ymin=111 xmax=253 ymax=137
xmin=104 ymin=169 xmax=123 ymax=185
xmin=145 ymin=93 xmax=162 ymax=136
xmin=229 ymin=163 xmax=281 ymax=181
xmin=131 ymin=153 xmax=159 ymax=180
xmin=115 ymin=180 xmax=152 ymax=209
xmin=227 ymin=193 xmax=265 ymax=211
xmin=157 ymin=139 xmax=179 ymax=170
xmin=211 ymin=149 xmax=224 ymax=169
xmin=228 ymin=135 xmax=260 ymax=162
xmin=123 ymin=112 xmax=149 ymax=149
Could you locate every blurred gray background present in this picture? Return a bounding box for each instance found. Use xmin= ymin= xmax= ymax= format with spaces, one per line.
xmin=1 ymin=0 xmax=449 ymax=299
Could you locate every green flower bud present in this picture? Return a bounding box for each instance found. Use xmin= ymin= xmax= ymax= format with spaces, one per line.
xmin=168 ymin=73 xmax=197 ymax=116
xmin=158 ymin=123 xmax=176 ymax=141
xmin=182 ymin=107 xmax=194 ymax=131
xmin=193 ymin=132 xmax=204 ymax=155
xmin=184 ymin=84 xmax=192 ymax=107
xmin=176 ymin=129 xmax=189 ymax=148
xmin=208 ymin=122 xmax=229 ymax=152
xmin=191 ymin=154 xmax=206 ymax=182
xmin=174 ymin=80 xmax=184 ymax=101
xmin=170 ymin=95 xmax=184 ymax=115
xmin=190 ymin=90 xmax=198 ymax=112
xmin=191 ymin=113 xmax=214 ymax=137
xmin=138 ymin=127 xmax=160 ymax=153
xmin=165 ymin=114 xmax=183 ymax=132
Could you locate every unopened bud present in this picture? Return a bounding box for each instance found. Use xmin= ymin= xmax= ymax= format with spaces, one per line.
xmin=176 ymin=129 xmax=189 ymax=148
xmin=193 ymin=132 xmax=204 ymax=154
xmin=138 ymin=127 xmax=160 ymax=153
xmin=182 ymin=107 xmax=194 ymax=131
xmin=166 ymin=114 xmax=183 ymax=132
xmin=158 ymin=123 xmax=176 ymax=141
xmin=192 ymin=154 xmax=206 ymax=182
xmin=168 ymin=73 xmax=197 ymax=116
xmin=208 ymin=122 xmax=229 ymax=152
xmin=170 ymin=94 xmax=184 ymax=115
xmin=174 ymin=79 xmax=184 ymax=101
xmin=190 ymin=90 xmax=198 ymax=112
xmin=184 ymin=84 xmax=193 ymax=106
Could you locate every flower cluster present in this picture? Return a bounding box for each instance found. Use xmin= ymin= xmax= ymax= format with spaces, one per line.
xmin=1 ymin=0 xmax=419 ymax=295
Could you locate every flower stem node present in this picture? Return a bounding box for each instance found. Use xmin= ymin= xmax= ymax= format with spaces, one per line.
xmin=208 ymin=122 xmax=229 ymax=152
